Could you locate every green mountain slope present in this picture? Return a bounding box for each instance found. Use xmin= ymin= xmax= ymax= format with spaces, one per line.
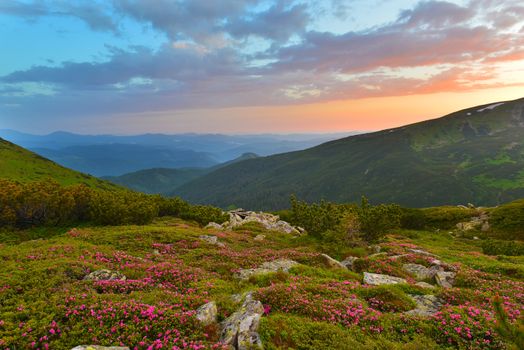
xmin=176 ymin=98 xmax=524 ymax=210
xmin=104 ymin=153 xmax=259 ymax=194
xmin=0 ymin=138 xmax=118 ymax=190
xmin=103 ymin=168 xmax=208 ymax=194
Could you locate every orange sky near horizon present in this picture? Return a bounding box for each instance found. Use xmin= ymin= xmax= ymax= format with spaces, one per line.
xmin=98 ymin=86 xmax=524 ymax=135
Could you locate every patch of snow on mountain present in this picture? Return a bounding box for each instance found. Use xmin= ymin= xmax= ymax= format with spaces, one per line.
xmin=477 ymin=103 xmax=504 ymax=113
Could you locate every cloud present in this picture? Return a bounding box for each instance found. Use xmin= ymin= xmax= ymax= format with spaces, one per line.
xmin=0 ymin=1 xmax=118 ymax=32
xmin=2 ymin=44 xmax=243 ymax=88
xmin=1 ymin=0 xmax=524 ymax=121
xmin=225 ymin=3 xmax=310 ymax=42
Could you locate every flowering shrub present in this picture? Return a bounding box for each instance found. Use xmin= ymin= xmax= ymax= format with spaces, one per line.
xmin=255 ymin=276 xmax=382 ymax=329
xmin=432 ymin=304 xmax=504 ymax=349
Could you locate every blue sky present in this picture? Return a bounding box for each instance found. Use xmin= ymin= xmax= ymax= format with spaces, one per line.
xmin=1 ymin=0 xmax=523 ymax=134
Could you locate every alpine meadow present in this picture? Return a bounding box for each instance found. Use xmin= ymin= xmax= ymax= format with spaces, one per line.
xmin=1 ymin=1 xmax=524 ymax=350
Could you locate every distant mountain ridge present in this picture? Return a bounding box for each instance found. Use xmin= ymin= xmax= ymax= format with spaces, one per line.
xmin=103 ymin=153 xmax=259 ymax=194
xmin=176 ymin=97 xmax=524 ymax=210
xmin=0 ymin=130 xmax=358 ymax=176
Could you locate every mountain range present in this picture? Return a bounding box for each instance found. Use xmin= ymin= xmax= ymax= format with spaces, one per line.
xmin=0 ymin=130 xmax=354 ymax=176
xmin=175 ymin=98 xmax=524 ymax=210
xmin=102 ymin=153 xmax=259 ymax=194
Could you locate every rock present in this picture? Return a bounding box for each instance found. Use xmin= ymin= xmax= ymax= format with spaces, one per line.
xmin=368 ymin=252 xmax=388 ymax=259
xmin=415 ymin=282 xmax=436 ymax=289
xmin=199 ymin=235 xmax=218 ymax=244
xmin=468 ymin=203 xmax=475 ymax=209
xmin=83 ymin=269 xmax=126 ymax=282
xmin=456 ymin=221 xmax=480 ymax=231
xmin=435 ymin=271 xmax=456 ymax=288
xmin=71 ymin=347 xmax=129 ymax=350
xmin=205 ymin=222 xmax=224 ymax=230
xmin=320 ymin=254 xmax=346 ymax=269
xmin=402 ymin=263 xmax=441 ymax=281
xmin=223 ymin=209 xmax=301 ymax=235
xmin=235 ymin=259 xmax=299 ymax=280
xmin=254 ymin=234 xmax=266 ymax=241
xmin=363 ymin=272 xmax=407 ymax=286
xmin=369 ymin=245 xmax=381 ymax=253
xmin=231 ymin=293 xmax=243 ymax=303
xmin=196 ymin=301 xmax=217 ymax=326
xmin=473 ymin=236 xmax=479 ymax=240
xmin=221 ymin=292 xmax=264 ymax=350
xmin=405 ymin=295 xmax=443 ymax=316
xmin=389 ymin=254 xmax=409 ymax=260
xmin=199 ymin=235 xmax=225 ymax=248
xmin=481 ymin=222 xmax=490 ymax=232
xmin=340 ymin=256 xmax=359 ymax=270
xmin=407 ymin=248 xmax=438 ymax=258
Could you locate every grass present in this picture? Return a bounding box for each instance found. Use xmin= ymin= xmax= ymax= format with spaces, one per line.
xmin=0 ymin=218 xmax=523 ymax=349
xmin=0 ymin=138 xmax=119 ymax=190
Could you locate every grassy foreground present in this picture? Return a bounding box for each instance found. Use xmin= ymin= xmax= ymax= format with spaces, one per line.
xmin=0 ymin=218 xmax=523 ymax=349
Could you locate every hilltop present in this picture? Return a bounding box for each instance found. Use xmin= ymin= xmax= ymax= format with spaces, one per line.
xmin=176 ymin=98 xmax=524 ymax=210
xmin=104 ymin=153 xmax=259 ymax=195
xmin=0 ymin=138 xmax=118 ymax=190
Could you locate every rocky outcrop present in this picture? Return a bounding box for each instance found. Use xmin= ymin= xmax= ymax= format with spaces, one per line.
xmin=405 ymin=295 xmax=443 ymax=317
xmin=83 ymin=269 xmax=126 ymax=282
xmin=195 ymin=301 xmax=217 ymax=326
xmin=415 ymin=281 xmax=436 ymax=289
xmin=363 ymin=272 xmax=407 ymax=286
xmin=254 ymin=234 xmax=266 ymax=241
xmin=221 ymin=292 xmax=264 ymax=350
xmin=402 ymin=263 xmax=441 ymax=281
xmin=209 ymin=209 xmax=303 ymax=235
xmin=435 ymin=271 xmax=456 ymax=288
xmin=71 ymin=346 xmax=129 ymax=350
xmin=199 ymin=235 xmax=226 ymax=248
xmin=340 ymin=256 xmax=359 ymax=270
xmin=456 ymin=210 xmax=490 ymax=232
xmin=205 ymin=222 xmax=224 ymax=230
xmin=235 ymin=259 xmax=299 ymax=280
xmin=407 ymin=248 xmax=438 ymax=258
xmin=320 ymin=254 xmax=346 ymax=269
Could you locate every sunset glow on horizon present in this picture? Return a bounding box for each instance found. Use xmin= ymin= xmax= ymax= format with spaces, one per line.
xmin=1 ymin=0 xmax=524 ymax=134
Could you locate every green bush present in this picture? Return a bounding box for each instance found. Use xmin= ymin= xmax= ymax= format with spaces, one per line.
xmin=356 ymin=285 xmax=416 ymax=312
xmin=420 ymin=206 xmax=475 ymax=229
xmin=357 ymin=197 xmax=401 ymax=242
xmin=179 ymin=204 xmax=228 ymax=226
xmin=0 ymin=179 xmax=227 ymax=229
xmin=400 ymin=208 xmax=427 ymax=230
xmin=481 ymin=239 xmax=524 ymax=256
xmin=490 ymin=199 xmax=524 ymax=240
xmin=289 ymin=195 xmax=346 ymax=237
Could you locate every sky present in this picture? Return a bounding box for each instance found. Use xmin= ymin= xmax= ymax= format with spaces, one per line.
xmin=1 ymin=0 xmax=524 ymax=135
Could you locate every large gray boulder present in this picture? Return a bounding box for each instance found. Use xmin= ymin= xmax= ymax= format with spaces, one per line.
xmin=340 ymin=256 xmax=359 ymax=270
xmin=435 ymin=271 xmax=456 ymax=288
xmin=223 ymin=209 xmax=301 ymax=235
xmin=221 ymin=293 xmax=264 ymax=350
xmin=405 ymin=295 xmax=443 ymax=317
xmin=363 ymin=272 xmax=407 ymax=286
xmin=235 ymin=259 xmax=298 ymax=280
xmin=320 ymin=254 xmax=346 ymax=269
xmin=195 ymin=301 xmax=218 ymax=326
xmin=83 ymin=269 xmax=126 ymax=282
xmin=403 ymin=263 xmax=441 ymax=281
